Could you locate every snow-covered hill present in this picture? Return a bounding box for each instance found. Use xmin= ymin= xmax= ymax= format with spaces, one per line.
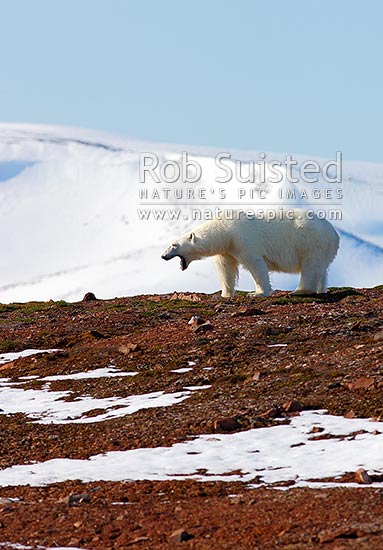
xmin=0 ymin=123 xmax=382 ymax=302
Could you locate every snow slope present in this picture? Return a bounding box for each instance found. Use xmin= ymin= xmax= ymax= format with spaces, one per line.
xmin=0 ymin=123 xmax=382 ymax=302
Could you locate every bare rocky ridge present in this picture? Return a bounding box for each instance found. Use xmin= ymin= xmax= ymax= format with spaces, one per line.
xmin=0 ymin=287 xmax=382 ymax=549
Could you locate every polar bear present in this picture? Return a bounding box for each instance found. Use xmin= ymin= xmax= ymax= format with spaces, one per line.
xmin=161 ymin=210 xmax=339 ymax=297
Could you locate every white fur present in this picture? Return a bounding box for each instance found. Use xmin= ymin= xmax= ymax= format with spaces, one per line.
xmin=162 ymin=210 xmax=340 ymax=297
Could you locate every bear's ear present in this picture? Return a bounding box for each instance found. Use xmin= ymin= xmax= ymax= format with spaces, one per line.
xmin=189 ymin=232 xmax=195 ymax=244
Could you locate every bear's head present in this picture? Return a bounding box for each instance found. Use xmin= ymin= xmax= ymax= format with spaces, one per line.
xmin=161 ymin=232 xmax=197 ymax=271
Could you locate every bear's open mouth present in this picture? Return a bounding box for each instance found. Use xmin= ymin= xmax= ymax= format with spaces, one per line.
xmin=179 ymin=256 xmax=187 ymax=271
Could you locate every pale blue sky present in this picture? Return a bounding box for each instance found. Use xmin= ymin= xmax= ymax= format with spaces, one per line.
xmin=0 ymin=0 xmax=382 ymax=162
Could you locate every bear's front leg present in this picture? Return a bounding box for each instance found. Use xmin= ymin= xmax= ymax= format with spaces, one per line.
xmin=243 ymin=256 xmax=272 ymax=297
xmin=214 ymin=254 xmax=239 ymax=298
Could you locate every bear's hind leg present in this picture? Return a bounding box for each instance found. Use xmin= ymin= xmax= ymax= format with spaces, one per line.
xmin=214 ymin=254 xmax=239 ymax=298
xmin=316 ymin=269 xmax=328 ymax=294
xmin=243 ymin=256 xmax=272 ymax=297
xmin=293 ymin=259 xmax=324 ymax=295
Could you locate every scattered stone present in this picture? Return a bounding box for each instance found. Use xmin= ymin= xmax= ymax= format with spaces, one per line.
xmin=66 ymin=330 xmax=105 ymax=346
xmin=230 ymin=307 xmax=264 ymax=317
xmin=228 ymin=494 xmax=245 ymax=504
xmin=309 ymin=426 xmax=325 ymax=434
xmin=119 ymin=343 xmax=140 ymax=354
xmin=373 ymin=331 xmax=383 ymax=342
xmin=347 ymin=377 xmax=375 ymax=391
xmin=67 ymin=539 xmax=81 ymax=547
xmin=169 ymin=529 xmax=194 ymax=543
xmin=252 ymin=371 xmax=263 ymax=382
xmin=84 ymin=330 xmax=104 ymax=339
xmin=277 ymin=526 xmax=291 ymax=537
xmin=282 ymin=401 xmax=304 ymax=414
xmin=0 ymin=497 xmax=15 ymax=508
xmin=46 ymin=350 xmax=69 ymax=360
xmin=349 ymin=320 xmax=362 ymax=331
xmin=267 ymin=479 xmax=296 ymax=488
xmin=193 ymin=321 xmax=213 ymax=334
xmin=188 ymin=315 xmax=205 ymax=327
xmin=171 ymin=292 xmax=201 ymax=302
xmin=245 ymin=371 xmax=265 ymax=384
xmin=0 ymin=362 xmax=15 ymax=371
xmin=73 ymin=520 xmax=83 ymax=528
xmin=355 ymin=468 xmax=372 ymax=485
xmin=327 ymin=381 xmax=342 ymax=389
xmin=344 ymin=410 xmax=355 ymax=419
xmin=250 ymin=417 xmax=270 ymax=429
xmin=260 ymin=402 xmax=304 ymax=418
xmin=126 ymin=536 xmax=151 ymax=546
xmin=159 ymin=312 xmax=171 ymax=320
xmin=214 ymin=302 xmax=234 ymax=311
xmin=61 ymin=493 xmax=91 ymax=506
xmin=319 ymin=523 xmax=380 ymax=543
xmin=82 ymin=292 xmax=97 ymax=301
xmin=259 ymin=407 xmax=282 ymax=419
xmin=214 ymin=417 xmax=241 ymax=433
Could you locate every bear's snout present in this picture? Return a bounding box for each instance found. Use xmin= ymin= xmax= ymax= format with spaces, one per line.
xmin=161 ymin=247 xmax=173 ymax=260
xmin=161 ymin=247 xmax=188 ymax=271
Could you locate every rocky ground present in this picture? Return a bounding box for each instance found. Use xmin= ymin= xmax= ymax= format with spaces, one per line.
xmin=0 ymin=287 xmax=382 ymax=549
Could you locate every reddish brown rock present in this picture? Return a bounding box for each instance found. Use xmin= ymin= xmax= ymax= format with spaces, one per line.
xmin=373 ymin=331 xmax=383 ymax=341
xmin=0 ymin=361 xmax=14 ymax=371
xmin=282 ymin=401 xmax=304 ymax=414
xmin=171 ymin=292 xmax=201 ymax=302
xmin=309 ymin=426 xmax=325 ymax=434
xmin=193 ymin=321 xmax=213 ymax=334
xmin=188 ymin=315 xmax=205 ymax=327
xmin=347 ymin=377 xmax=375 ymax=390
xmin=259 ymin=407 xmax=282 ymax=419
xmin=60 ymin=493 xmax=91 ymax=506
xmin=66 ymin=330 xmax=105 ymax=346
xmin=126 ymin=536 xmax=150 ymax=546
xmin=214 ymin=417 xmax=241 ymax=433
xmin=355 ymin=468 xmax=372 ymax=485
xmin=82 ymin=292 xmax=97 ymax=301
xmin=319 ymin=523 xmax=380 ymax=543
xmin=119 ymin=343 xmax=140 ymax=354
xmin=230 ymin=307 xmax=264 ymax=317
xmin=169 ymin=528 xmax=193 ymax=543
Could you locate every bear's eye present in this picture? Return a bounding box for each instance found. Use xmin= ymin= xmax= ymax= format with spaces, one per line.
xmin=171 ymin=243 xmax=178 ymax=248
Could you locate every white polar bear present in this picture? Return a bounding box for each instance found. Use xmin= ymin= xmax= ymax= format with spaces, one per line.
xmin=161 ymin=210 xmax=339 ymax=297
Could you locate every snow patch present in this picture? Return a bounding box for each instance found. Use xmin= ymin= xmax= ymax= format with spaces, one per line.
xmin=171 ymin=368 xmax=193 ymax=374
xmin=40 ymin=366 xmax=138 ymax=381
xmin=0 ymin=349 xmax=59 ymax=365
xmin=0 ymin=411 xmax=382 ymax=488
xmin=0 ymin=376 xmax=209 ymax=424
